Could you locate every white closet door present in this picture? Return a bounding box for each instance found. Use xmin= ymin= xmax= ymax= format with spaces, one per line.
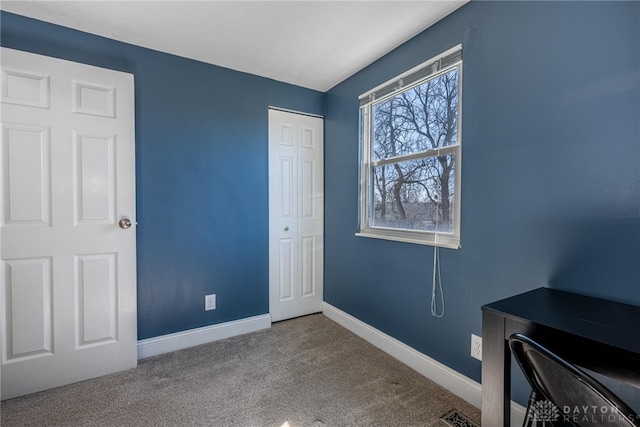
xmin=268 ymin=109 xmax=323 ymax=322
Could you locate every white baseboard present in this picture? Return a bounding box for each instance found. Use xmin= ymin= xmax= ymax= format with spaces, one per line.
xmin=322 ymin=302 xmax=526 ymax=427
xmin=511 ymin=402 xmax=527 ymax=427
xmin=137 ymin=314 xmax=272 ymax=359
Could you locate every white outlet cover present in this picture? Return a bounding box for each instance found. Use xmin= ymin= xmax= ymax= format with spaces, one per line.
xmin=471 ymin=334 xmax=482 ymax=361
xmin=205 ymin=294 xmax=216 ymax=311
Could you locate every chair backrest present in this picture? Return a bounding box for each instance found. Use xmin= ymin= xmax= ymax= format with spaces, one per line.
xmin=509 ymin=333 xmax=638 ymax=427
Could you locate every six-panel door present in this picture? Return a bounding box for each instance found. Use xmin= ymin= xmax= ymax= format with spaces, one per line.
xmin=0 ymin=48 xmax=137 ymax=400
xmin=268 ymin=109 xmax=323 ymax=322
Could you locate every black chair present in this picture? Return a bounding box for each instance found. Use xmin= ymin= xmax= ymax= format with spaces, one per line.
xmin=509 ymin=333 xmax=638 ymax=427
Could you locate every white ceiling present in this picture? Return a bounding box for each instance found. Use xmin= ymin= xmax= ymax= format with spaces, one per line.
xmin=1 ymin=1 xmax=467 ymax=92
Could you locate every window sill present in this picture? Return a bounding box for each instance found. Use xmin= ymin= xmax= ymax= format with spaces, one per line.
xmin=355 ymin=229 xmax=460 ymax=249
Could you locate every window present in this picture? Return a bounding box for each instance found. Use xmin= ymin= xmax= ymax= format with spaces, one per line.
xmin=357 ymin=45 xmax=462 ymax=248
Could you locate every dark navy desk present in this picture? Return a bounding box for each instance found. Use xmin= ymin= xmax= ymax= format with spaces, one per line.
xmin=481 ymin=287 xmax=640 ymax=426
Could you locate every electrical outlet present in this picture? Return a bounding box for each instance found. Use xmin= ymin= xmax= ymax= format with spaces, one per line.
xmin=205 ymin=294 xmax=216 ymax=311
xmin=471 ymin=334 xmax=482 ymax=361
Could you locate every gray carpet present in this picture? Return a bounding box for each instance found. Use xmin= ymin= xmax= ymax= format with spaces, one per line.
xmin=1 ymin=314 xmax=480 ymax=427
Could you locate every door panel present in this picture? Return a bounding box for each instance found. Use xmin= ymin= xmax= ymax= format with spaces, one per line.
xmin=1 ymin=68 xmax=50 ymax=108
xmin=3 ymin=257 xmax=53 ymax=361
xmin=74 ymin=132 xmax=116 ymax=224
xmin=279 ymin=239 xmax=294 ymax=301
xmin=269 ymin=109 xmax=323 ymax=322
xmin=0 ymin=47 xmax=137 ymax=400
xmin=2 ymin=124 xmax=51 ymax=225
xmin=301 ymin=236 xmax=315 ymax=297
xmin=75 ymin=253 xmax=118 ymax=346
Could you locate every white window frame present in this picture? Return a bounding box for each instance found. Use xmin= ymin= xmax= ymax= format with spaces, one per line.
xmin=356 ymin=45 xmax=462 ymax=249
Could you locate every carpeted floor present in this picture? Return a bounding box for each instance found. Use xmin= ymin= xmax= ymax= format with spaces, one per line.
xmin=1 ymin=314 xmax=480 ymax=426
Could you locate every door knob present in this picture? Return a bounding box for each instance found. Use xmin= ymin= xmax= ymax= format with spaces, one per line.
xmin=119 ymin=218 xmax=132 ymax=229
xmin=284 ymin=226 xmax=289 ymax=231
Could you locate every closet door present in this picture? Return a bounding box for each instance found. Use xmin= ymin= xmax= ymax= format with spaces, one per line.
xmin=268 ymin=109 xmax=323 ymax=322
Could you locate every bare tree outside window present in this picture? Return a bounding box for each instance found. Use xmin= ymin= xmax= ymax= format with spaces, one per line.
xmin=370 ymin=68 xmax=459 ymax=234
xmin=358 ymin=47 xmax=462 ymax=247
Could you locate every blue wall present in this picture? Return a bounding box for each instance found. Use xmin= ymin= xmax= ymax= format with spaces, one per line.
xmin=324 ymin=1 xmax=639 ymax=405
xmin=1 ymin=11 xmax=324 ymax=340
xmin=2 ymin=0 xmax=639 ymax=409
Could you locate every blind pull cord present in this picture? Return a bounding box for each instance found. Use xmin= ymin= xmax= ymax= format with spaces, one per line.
xmin=431 ymin=202 xmax=445 ymax=318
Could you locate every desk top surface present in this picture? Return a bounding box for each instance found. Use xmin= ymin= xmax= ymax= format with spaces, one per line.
xmin=482 ymin=287 xmax=640 ymax=354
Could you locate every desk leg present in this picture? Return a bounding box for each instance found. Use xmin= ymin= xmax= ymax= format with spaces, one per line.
xmin=482 ymin=311 xmax=511 ymax=426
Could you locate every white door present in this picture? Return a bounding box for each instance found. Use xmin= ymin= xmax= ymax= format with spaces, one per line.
xmin=0 ymin=48 xmax=137 ymax=400
xmin=269 ymin=109 xmax=323 ymax=322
